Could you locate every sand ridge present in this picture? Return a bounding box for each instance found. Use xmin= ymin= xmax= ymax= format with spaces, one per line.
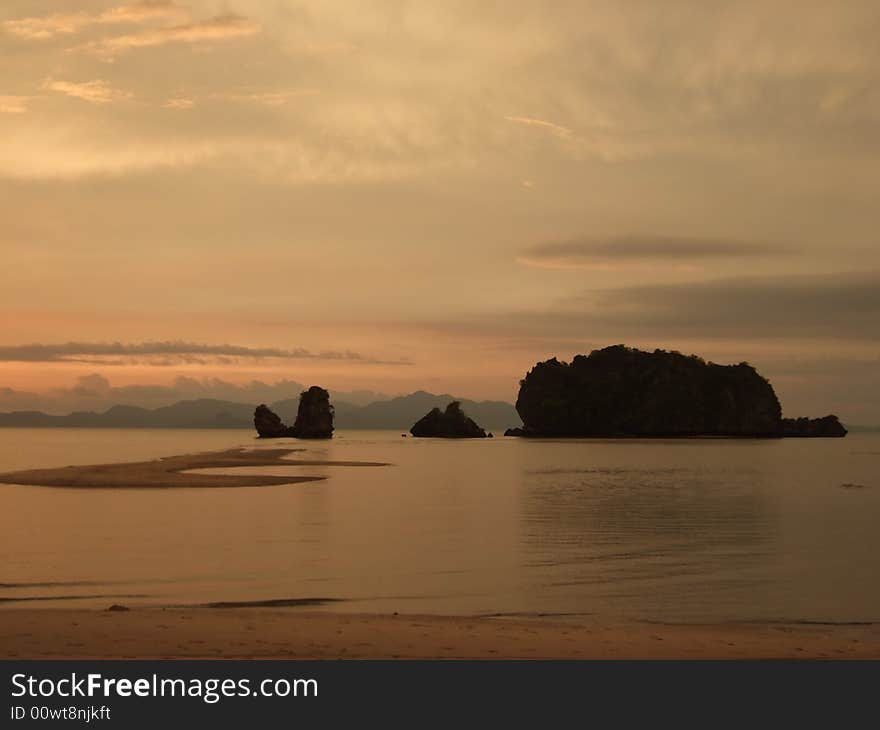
xmin=0 ymin=447 xmax=389 ymax=489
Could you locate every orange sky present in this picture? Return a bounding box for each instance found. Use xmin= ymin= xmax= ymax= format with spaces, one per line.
xmin=1 ymin=1 xmax=879 ymax=421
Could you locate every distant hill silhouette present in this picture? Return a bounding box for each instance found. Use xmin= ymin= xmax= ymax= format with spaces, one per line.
xmin=0 ymin=399 xmax=255 ymax=429
xmin=0 ymin=391 xmax=521 ymax=431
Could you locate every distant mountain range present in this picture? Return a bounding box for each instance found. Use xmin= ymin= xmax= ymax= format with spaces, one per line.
xmin=0 ymin=391 xmax=522 ymax=431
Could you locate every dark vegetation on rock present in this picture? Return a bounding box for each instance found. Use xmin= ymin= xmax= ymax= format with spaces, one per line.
xmin=781 ymin=415 xmax=847 ymax=438
xmin=292 ymin=386 xmax=334 ymax=439
xmin=254 ymin=403 xmax=293 ymax=438
xmin=514 ymin=345 xmax=845 ymax=438
xmin=410 ymin=401 xmax=487 ymax=438
xmin=254 ymin=386 xmax=333 ymax=439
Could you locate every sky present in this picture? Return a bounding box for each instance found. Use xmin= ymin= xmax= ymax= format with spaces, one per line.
xmin=1 ymin=1 xmax=878 ymax=421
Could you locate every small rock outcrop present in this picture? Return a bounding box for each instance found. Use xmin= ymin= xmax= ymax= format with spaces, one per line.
xmin=410 ymin=401 xmax=487 ymax=438
xmin=254 ymin=404 xmax=293 ymax=438
xmin=504 ymin=427 xmax=525 ymax=437
xmin=254 ymin=386 xmax=334 ymax=439
xmin=781 ymin=415 xmax=847 ymax=438
xmin=291 ymin=386 xmax=334 ymax=439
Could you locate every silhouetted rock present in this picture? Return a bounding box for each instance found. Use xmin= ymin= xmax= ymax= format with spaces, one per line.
xmin=515 ymin=345 xmax=784 ymax=437
xmin=291 ymin=386 xmax=334 ymax=439
xmin=410 ymin=401 xmax=487 ymax=438
xmin=254 ymin=404 xmax=293 ymax=438
xmin=330 ymin=390 xmax=519 ymax=430
xmin=781 ymin=415 xmax=847 ymax=438
xmin=504 ymin=427 xmax=525 ymax=437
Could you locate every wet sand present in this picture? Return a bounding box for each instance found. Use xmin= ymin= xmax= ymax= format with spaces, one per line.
xmin=0 ymin=448 xmax=388 ymax=488
xmin=1 ymin=608 xmax=877 ymax=659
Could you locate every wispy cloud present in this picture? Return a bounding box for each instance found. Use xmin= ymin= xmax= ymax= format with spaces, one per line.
xmin=78 ymin=13 xmax=260 ymax=58
xmin=42 ymin=79 xmax=132 ymax=104
xmin=0 ymin=341 xmax=410 ymax=366
xmin=210 ymin=90 xmax=314 ymax=107
xmin=99 ymin=1 xmax=187 ymax=24
xmin=3 ymin=12 xmax=90 ymax=40
xmin=504 ymin=115 xmax=573 ymax=138
xmin=163 ymin=97 xmax=195 ymax=110
xmin=0 ymin=95 xmax=31 ymax=114
xmin=518 ymin=237 xmax=786 ymax=270
xmin=3 ymin=2 xmax=185 ymax=40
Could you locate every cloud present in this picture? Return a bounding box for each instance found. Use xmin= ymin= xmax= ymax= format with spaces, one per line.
xmin=0 ymin=341 xmax=410 ymax=366
xmin=504 ymin=116 xmax=572 ymax=138
xmin=0 ymin=373 xmax=308 ymax=414
xmin=79 ymin=13 xmax=260 ymax=57
xmin=163 ymin=97 xmax=195 ymax=110
xmin=209 ymin=90 xmax=315 ymax=107
xmin=99 ymin=1 xmax=187 ymax=24
xmin=519 ymin=237 xmax=785 ymax=269
xmin=70 ymin=373 xmax=113 ymax=397
xmin=0 ymin=374 xmax=392 ymax=414
xmin=3 ymin=3 xmax=185 ymax=40
xmin=424 ymin=270 xmax=880 ymax=346
xmin=3 ymin=13 xmax=90 ymax=40
xmin=0 ymin=95 xmax=30 ymax=114
xmin=578 ymin=271 xmax=880 ymax=340
xmin=42 ymin=79 xmax=132 ymax=104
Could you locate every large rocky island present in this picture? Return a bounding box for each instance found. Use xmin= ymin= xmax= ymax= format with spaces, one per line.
xmin=513 ymin=345 xmax=846 ymax=438
xmin=254 ymin=385 xmax=334 ymax=439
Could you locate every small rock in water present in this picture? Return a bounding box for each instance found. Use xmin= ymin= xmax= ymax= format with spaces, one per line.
xmin=106 ymin=604 xmax=130 ymax=612
xmin=410 ymin=401 xmax=487 ymax=438
xmin=291 ymin=386 xmax=334 ymax=439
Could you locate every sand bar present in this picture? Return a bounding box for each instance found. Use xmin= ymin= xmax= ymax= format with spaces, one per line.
xmin=1 ymin=608 xmax=877 ymax=659
xmin=0 ymin=448 xmax=388 ymax=488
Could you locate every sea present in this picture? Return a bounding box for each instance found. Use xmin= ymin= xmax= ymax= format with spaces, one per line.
xmin=1 ymin=428 xmax=878 ymax=624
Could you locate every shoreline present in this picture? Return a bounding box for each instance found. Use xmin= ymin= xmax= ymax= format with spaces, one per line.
xmin=2 ymin=607 xmax=877 ymax=659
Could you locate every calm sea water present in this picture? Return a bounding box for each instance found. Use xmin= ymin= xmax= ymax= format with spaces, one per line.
xmin=1 ymin=428 xmax=878 ymax=623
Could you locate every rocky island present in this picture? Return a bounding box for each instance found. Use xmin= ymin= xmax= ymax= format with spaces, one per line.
xmin=513 ymin=345 xmax=846 ymax=438
xmin=254 ymin=385 xmax=334 ymax=439
xmin=781 ymin=415 xmax=848 ymax=438
xmin=254 ymin=403 xmax=293 ymax=438
xmin=291 ymin=385 xmax=334 ymax=438
xmin=410 ymin=401 xmax=488 ymax=438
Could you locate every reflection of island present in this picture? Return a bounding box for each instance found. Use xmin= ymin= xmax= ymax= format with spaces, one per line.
xmin=512 ymin=345 xmax=846 ymax=438
xmin=514 ymin=451 xmax=779 ymax=620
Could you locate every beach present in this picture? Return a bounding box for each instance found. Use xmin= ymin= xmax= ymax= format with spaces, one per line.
xmin=2 ymin=607 xmax=877 ymax=660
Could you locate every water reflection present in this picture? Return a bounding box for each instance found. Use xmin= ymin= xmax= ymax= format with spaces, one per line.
xmin=1 ymin=429 xmax=878 ymax=623
xmin=515 ymin=441 xmax=779 ymax=620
